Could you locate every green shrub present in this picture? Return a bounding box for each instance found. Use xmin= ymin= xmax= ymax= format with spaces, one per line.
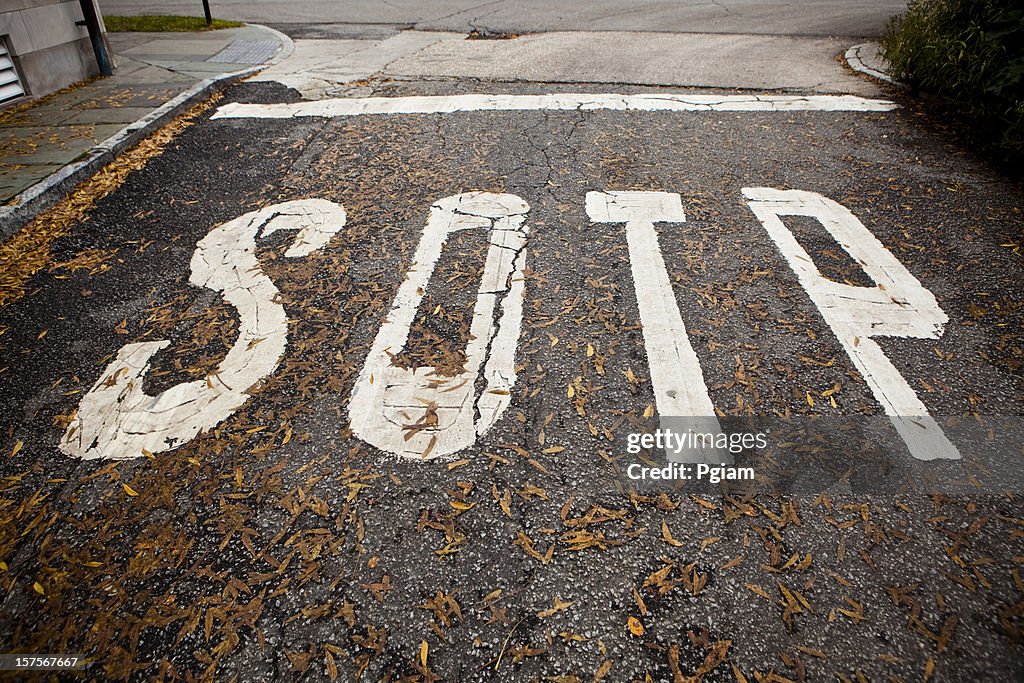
xmin=880 ymin=0 xmax=1024 ymax=162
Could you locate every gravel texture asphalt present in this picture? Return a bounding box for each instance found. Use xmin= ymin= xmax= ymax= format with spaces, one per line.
xmin=0 ymin=76 xmax=1022 ymax=680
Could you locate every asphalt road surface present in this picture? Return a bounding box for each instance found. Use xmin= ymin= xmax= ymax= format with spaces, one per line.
xmin=98 ymin=0 xmax=908 ymax=37
xmin=0 ymin=66 xmax=1022 ymax=680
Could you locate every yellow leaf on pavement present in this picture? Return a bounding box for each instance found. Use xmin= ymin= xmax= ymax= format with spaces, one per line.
xmin=537 ymin=596 xmax=574 ymax=618
xmin=661 ymin=519 xmax=684 ymax=547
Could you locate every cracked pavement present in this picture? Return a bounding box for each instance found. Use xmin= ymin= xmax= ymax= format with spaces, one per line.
xmin=4 ymin=1 xmax=1024 ymax=680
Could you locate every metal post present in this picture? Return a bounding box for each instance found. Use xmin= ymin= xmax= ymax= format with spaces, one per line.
xmin=78 ymin=0 xmax=113 ymax=76
xmin=203 ymin=0 xmax=213 ymax=25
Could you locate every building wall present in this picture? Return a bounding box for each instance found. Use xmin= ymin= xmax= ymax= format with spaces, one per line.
xmin=0 ymin=0 xmax=105 ymax=101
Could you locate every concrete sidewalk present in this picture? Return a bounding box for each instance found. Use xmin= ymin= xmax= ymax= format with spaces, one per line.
xmin=0 ymin=23 xmax=288 ymax=236
xmin=248 ymin=30 xmax=891 ymax=101
xmin=382 ymin=31 xmax=885 ymax=95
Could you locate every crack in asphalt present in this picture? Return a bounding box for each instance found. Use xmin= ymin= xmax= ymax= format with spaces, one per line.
xmin=710 ymin=0 xmax=734 ymax=15
xmin=418 ymin=0 xmax=506 ymax=30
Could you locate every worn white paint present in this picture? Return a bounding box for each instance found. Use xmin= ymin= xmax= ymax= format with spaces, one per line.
xmin=248 ymin=32 xmax=462 ymax=99
xmin=212 ymin=93 xmax=899 ymax=120
xmin=743 ymin=188 xmax=959 ymax=461
xmin=348 ymin=192 xmax=529 ymax=460
xmin=586 ymin=191 xmax=730 ymax=464
xmin=61 ymin=199 xmax=347 ymax=460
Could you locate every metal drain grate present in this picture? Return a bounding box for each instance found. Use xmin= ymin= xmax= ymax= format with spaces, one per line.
xmin=0 ymin=37 xmax=26 ymax=105
xmin=206 ymin=40 xmax=279 ymax=64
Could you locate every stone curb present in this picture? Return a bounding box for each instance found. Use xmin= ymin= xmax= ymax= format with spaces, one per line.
xmin=844 ymin=42 xmax=900 ymax=86
xmin=0 ymin=23 xmax=294 ymax=241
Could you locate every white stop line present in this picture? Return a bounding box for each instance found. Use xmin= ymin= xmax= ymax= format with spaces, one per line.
xmin=64 ymin=92 xmax=960 ymax=463
xmin=212 ymin=93 xmax=898 ymax=119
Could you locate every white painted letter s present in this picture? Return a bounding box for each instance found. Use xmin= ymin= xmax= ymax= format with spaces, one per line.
xmin=61 ymin=199 xmax=347 ymax=460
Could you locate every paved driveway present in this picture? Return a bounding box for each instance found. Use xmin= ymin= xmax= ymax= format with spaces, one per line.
xmin=0 ymin=67 xmax=1022 ymax=678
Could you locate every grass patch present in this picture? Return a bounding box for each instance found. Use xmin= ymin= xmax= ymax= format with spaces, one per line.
xmin=104 ymin=15 xmax=245 ymax=32
xmin=880 ymin=0 xmax=1024 ymax=165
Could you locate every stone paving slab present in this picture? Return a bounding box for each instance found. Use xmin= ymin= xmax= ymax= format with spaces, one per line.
xmin=115 ymin=37 xmax=239 ymax=58
xmin=0 ymin=163 xmax=62 ymax=193
xmin=62 ymin=106 xmax=158 ymax=125
xmin=0 ymin=124 xmax=124 ymax=164
xmin=107 ymin=63 xmax=197 ymax=86
xmin=0 ymin=106 xmax=80 ymax=127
